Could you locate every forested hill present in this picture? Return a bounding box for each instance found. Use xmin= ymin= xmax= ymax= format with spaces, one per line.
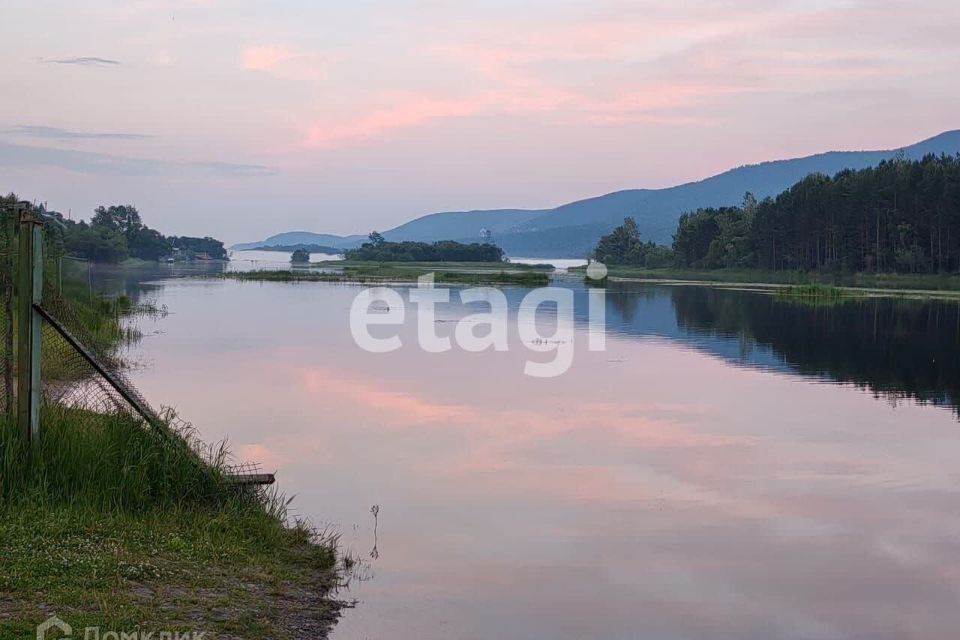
xmin=232 ymin=231 xmax=365 ymax=251
xmin=669 ymin=154 xmax=960 ymax=273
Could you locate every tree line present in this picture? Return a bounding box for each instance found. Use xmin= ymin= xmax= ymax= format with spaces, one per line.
xmin=1 ymin=198 xmax=227 ymax=263
xmin=344 ymin=232 xmax=505 ymax=262
xmin=595 ymin=154 xmax=960 ymax=273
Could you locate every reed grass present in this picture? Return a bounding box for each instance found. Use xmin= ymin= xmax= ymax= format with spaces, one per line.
xmin=0 ymin=409 xmax=343 ymax=637
xmin=433 ymin=270 xmax=549 ymax=286
xmin=775 ymin=283 xmax=860 ymax=305
xmin=2 ymin=409 xmax=219 ymax=508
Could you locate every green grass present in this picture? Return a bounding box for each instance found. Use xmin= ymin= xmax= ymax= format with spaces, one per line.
xmin=223 ymin=264 xmax=550 ymax=287
xmin=0 ymin=503 xmax=340 ymax=639
xmin=0 ymin=410 xmax=343 ymax=638
xmin=0 ymin=407 xmax=229 ymax=508
xmin=433 ymin=270 xmax=549 ymax=286
xmin=774 ymin=283 xmax=861 ymax=306
xmin=568 ymin=265 xmax=960 ymax=297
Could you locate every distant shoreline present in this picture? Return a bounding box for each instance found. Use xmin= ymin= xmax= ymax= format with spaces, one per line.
xmin=568 ymin=265 xmax=960 ymax=298
xmin=221 ymin=260 xmax=552 ymax=286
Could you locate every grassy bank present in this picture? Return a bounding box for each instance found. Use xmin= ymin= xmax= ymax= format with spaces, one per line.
xmin=0 ymin=409 xmax=343 ymax=639
xmin=318 ymin=259 xmax=553 ymax=271
xmin=224 ymin=262 xmax=551 ymax=287
xmin=774 ymin=283 xmax=865 ymax=305
xmin=569 ymin=265 xmax=960 ymax=296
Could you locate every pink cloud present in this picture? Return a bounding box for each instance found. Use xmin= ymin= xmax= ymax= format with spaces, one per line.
xmin=304 ymin=96 xmax=481 ymax=148
xmin=292 ymin=3 xmax=949 ymax=150
xmin=427 ymin=11 xmax=777 ymax=67
xmin=295 ymin=12 xmax=780 ymax=148
xmin=300 ymin=81 xmax=737 ymax=148
xmin=241 ymin=44 xmax=331 ymax=82
xmin=583 ymin=83 xmax=759 ymax=114
xmin=242 ymin=44 xmax=298 ymax=71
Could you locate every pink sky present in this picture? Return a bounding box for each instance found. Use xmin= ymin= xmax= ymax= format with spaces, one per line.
xmin=1 ymin=0 xmax=958 ymax=242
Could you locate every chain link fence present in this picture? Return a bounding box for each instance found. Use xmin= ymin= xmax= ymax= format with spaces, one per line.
xmin=0 ymin=201 xmax=267 ymax=484
xmin=0 ymin=201 xmax=154 ymax=428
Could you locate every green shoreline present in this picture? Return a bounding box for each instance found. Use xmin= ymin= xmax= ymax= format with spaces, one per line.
xmin=221 ymin=260 xmax=960 ymax=299
xmin=567 ymin=265 xmax=960 ymax=299
xmin=222 ymin=261 xmax=552 ymax=287
xmin=1 ymin=282 xmax=346 ymax=638
xmin=1 ymin=411 xmax=347 ymax=640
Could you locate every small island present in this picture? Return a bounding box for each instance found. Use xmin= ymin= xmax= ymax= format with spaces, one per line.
xmin=291 ymin=248 xmax=311 ymax=264
xmin=343 ymin=232 xmax=506 ymax=262
xmin=227 ymin=234 xmax=552 ymax=286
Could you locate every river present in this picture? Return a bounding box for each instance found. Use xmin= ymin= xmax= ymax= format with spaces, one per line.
xmin=94 ymin=259 xmax=960 ymax=639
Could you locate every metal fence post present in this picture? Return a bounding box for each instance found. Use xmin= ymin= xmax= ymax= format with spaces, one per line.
xmin=1 ymin=206 xmax=14 ymax=420
xmin=16 ymin=205 xmax=42 ymax=444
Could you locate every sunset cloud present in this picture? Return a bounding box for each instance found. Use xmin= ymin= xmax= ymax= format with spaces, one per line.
xmin=304 ymin=97 xmax=481 ymax=147
xmin=5 ymin=0 xmax=960 ymax=237
xmin=297 ymin=3 xmax=932 ymax=149
xmin=242 ymin=44 xmax=298 ymax=71
xmin=301 ymin=80 xmax=749 ymax=148
xmin=241 ymin=44 xmax=331 ymax=81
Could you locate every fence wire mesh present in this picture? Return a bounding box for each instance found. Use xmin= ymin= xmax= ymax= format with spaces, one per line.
xmin=39 ymin=289 xmax=155 ymax=423
xmin=37 ymin=274 xmax=236 ymax=470
xmin=0 ymin=203 xmax=257 ymax=480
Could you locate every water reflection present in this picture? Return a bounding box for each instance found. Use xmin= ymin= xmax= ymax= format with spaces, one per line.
xmin=370 ymin=505 xmax=380 ymax=560
xmin=592 ymin=282 xmax=960 ymax=417
xmin=98 ymin=262 xmax=960 ymax=420
xmin=106 ymin=270 xmax=960 ymax=639
xmin=87 ymin=251 xmax=341 ymax=300
xmin=89 ymin=260 xmax=228 ymax=299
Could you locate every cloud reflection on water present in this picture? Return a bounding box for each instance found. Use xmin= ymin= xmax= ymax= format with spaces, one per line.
xmin=124 ymin=279 xmax=960 ymax=640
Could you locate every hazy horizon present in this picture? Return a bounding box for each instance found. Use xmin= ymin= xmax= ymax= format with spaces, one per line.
xmin=3 ymin=1 xmax=959 ymax=244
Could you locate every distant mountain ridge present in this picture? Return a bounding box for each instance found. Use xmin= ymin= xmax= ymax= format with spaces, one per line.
xmin=251 ymin=243 xmax=344 ymax=255
xmin=383 ymin=208 xmax=546 ymax=242
xmin=232 ymin=231 xmax=365 ymax=251
xmin=233 ymin=130 xmax=960 ymax=257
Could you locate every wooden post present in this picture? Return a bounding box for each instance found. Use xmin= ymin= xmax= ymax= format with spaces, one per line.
xmin=16 ymin=206 xmax=42 ymax=444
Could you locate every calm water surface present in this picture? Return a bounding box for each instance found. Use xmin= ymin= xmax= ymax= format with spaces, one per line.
xmin=105 ymin=266 xmax=960 ymax=640
xmin=224 ymin=250 xmax=585 ymax=271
